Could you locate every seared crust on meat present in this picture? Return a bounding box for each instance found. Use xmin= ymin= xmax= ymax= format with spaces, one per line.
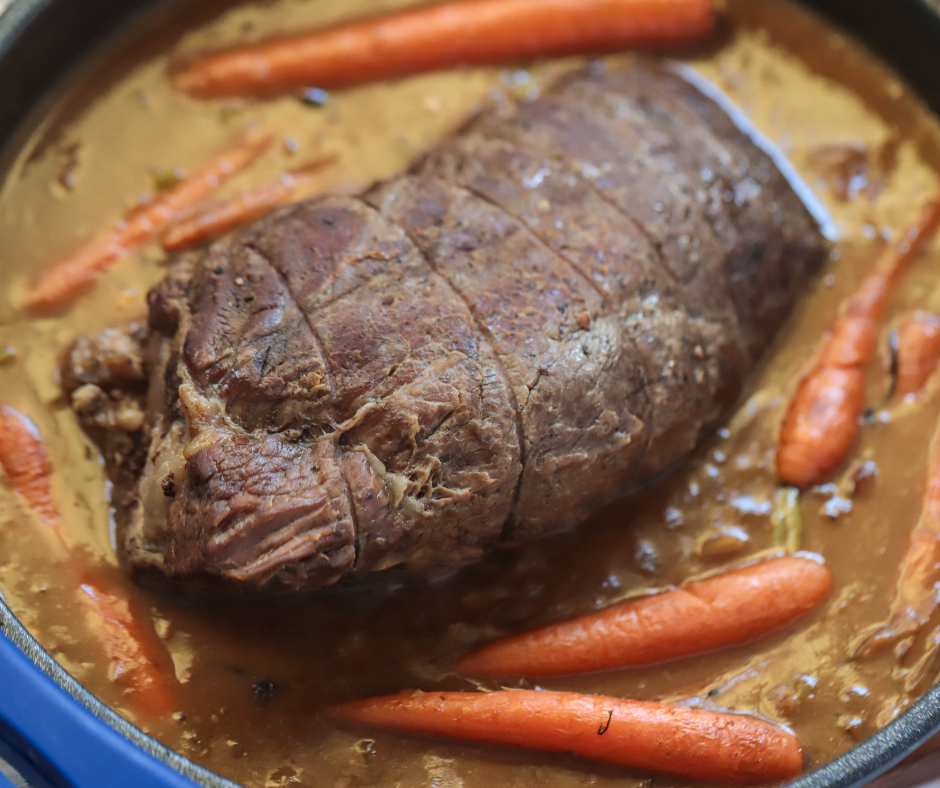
xmin=67 ymin=63 xmax=827 ymax=596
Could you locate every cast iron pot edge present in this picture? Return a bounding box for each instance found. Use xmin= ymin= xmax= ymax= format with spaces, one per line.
xmin=0 ymin=602 xmax=240 ymax=788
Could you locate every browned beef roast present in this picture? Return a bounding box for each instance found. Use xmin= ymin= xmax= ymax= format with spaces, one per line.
xmin=66 ymin=63 xmax=828 ymax=595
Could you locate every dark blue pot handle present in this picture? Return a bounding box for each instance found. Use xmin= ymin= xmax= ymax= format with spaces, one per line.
xmin=0 ymin=630 xmax=202 ymax=788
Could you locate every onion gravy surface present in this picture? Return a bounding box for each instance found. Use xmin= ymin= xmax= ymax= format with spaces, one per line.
xmin=2 ymin=1 xmax=940 ymax=786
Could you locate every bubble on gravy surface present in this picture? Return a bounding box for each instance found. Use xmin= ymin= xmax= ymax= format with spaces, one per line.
xmin=1 ymin=0 xmax=940 ymax=785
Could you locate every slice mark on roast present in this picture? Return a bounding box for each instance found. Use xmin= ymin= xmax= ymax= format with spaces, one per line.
xmin=425 ymin=164 xmax=620 ymax=316
xmin=467 ymin=86 xmax=750 ymax=390
xmin=560 ymin=65 xmax=801 ymax=357
xmin=232 ymin=195 xmax=523 ymax=570
xmin=413 ymin=131 xmax=736 ymax=481
xmin=351 ymin=191 xmax=531 ymax=543
xmin=462 ymin=93 xmax=753 ymax=470
xmin=471 ymin=98 xmax=721 ymax=291
xmin=247 ymin=242 xmax=341 ymax=413
xmin=237 ymin=241 xmax=378 ymax=569
xmin=181 ymin=241 xmax=334 ymax=432
xmin=410 ymin=129 xmax=738 ymax=482
xmin=366 ymin=177 xmax=657 ymax=540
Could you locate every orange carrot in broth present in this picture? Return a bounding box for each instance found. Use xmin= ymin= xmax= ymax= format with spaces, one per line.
xmin=0 ymin=403 xmax=176 ymax=718
xmin=894 ymin=312 xmax=940 ymax=400
xmin=162 ymin=177 xmax=297 ymax=251
xmin=161 ymin=156 xmax=337 ymax=251
xmin=26 ymin=131 xmax=272 ymax=314
xmin=455 ymin=556 xmax=831 ymax=677
xmin=329 ymin=690 xmax=803 ymax=784
xmin=777 ymin=192 xmax=940 ymax=488
xmin=173 ymin=0 xmax=716 ymax=99
xmin=0 ymin=404 xmax=62 ymax=531
xmin=78 ymin=578 xmax=176 ymax=718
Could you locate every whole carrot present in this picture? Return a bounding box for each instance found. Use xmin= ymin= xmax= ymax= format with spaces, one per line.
xmin=329 ymin=690 xmax=803 ymax=784
xmin=777 ymin=192 xmax=940 ymax=488
xmin=894 ymin=312 xmax=940 ymax=400
xmin=0 ymin=403 xmax=176 ymax=718
xmin=173 ymin=0 xmax=715 ymax=99
xmin=161 ymin=156 xmax=337 ymax=251
xmin=26 ymin=131 xmax=272 ymax=314
xmin=455 ymin=556 xmax=830 ymax=677
xmin=854 ymin=419 xmax=940 ymax=658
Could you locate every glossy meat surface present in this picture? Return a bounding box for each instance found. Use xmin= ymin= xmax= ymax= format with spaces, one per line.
xmin=72 ymin=63 xmax=826 ymax=595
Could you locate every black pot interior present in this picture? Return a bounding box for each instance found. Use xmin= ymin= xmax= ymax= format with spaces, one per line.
xmin=2 ymin=1 xmax=940 ymax=787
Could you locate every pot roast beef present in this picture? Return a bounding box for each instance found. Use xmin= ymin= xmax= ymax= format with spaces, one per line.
xmin=67 ymin=63 xmax=828 ymax=595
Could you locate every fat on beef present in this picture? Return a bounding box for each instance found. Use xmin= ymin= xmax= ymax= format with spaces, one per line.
xmin=66 ymin=63 xmax=828 ymax=595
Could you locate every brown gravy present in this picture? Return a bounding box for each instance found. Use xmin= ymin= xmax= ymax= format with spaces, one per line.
xmin=2 ymin=1 xmax=940 ymax=786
